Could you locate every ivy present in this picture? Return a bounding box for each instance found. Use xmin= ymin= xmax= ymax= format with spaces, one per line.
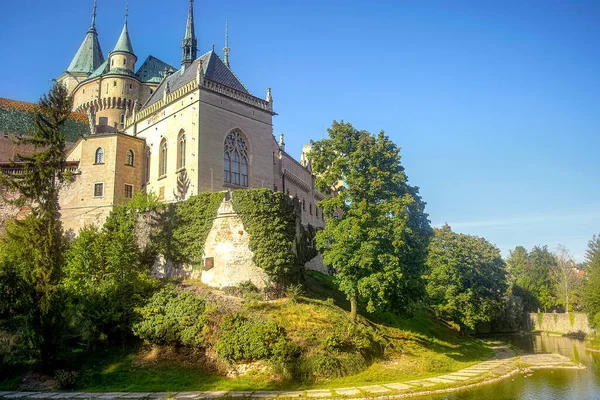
xmin=167 ymin=192 xmax=225 ymax=267
xmin=231 ymin=189 xmax=309 ymax=286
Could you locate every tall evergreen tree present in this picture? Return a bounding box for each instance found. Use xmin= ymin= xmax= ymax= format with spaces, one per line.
xmin=309 ymin=121 xmax=432 ymax=321
xmin=0 ymin=84 xmax=75 ymax=365
xmin=583 ymin=235 xmax=600 ymax=327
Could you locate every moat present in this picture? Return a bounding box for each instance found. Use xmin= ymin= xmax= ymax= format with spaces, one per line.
xmin=427 ymin=334 xmax=600 ymax=400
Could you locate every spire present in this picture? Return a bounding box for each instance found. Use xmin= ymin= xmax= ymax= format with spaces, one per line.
xmin=182 ymin=0 xmax=198 ymax=67
xmin=91 ymin=0 xmax=97 ymax=31
xmin=223 ymin=20 xmax=230 ymax=68
xmin=66 ymin=0 xmax=105 ymax=74
xmin=112 ymin=1 xmax=135 ymax=55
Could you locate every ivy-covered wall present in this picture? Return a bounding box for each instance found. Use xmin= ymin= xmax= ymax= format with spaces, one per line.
xmin=154 ymin=189 xmax=318 ymax=288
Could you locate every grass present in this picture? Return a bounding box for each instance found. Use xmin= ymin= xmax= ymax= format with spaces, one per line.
xmin=0 ymin=271 xmax=494 ymax=392
xmin=586 ymin=336 xmax=600 ymax=351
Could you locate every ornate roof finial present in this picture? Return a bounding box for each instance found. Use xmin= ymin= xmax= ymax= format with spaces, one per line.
xmin=125 ymin=0 xmax=129 ymax=25
xmin=212 ymin=43 xmax=215 ymax=52
xmin=223 ymin=20 xmax=230 ymax=68
xmin=91 ymin=0 xmax=97 ymax=30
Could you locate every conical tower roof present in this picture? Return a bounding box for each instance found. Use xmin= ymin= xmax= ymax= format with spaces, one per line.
xmin=112 ymin=22 xmax=135 ymax=55
xmin=66 ymin=1 xmax=105 ymax=74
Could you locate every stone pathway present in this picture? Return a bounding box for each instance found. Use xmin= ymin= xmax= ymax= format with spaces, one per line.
xmin=0 ymin=347 xmax=584 ymax=400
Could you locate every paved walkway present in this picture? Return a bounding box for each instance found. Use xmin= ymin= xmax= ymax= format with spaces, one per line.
xmin=0 ymin=347 xmax=580 ymax=400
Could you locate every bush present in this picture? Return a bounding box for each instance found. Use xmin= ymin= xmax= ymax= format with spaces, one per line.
xmin=133 ymin=285 xmax=212 ymax=347
xmin=54 ymin=370 xmax=79 ymax=389
xmin=215 ymin=314 xmax=298 ymax=363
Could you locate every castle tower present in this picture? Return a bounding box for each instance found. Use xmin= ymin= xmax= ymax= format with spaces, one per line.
xmin=58 ymin=0 xmax=105 ymax=94
xmin=181 ymin=0 xmax=198 ymax=68
xmin=109 ymin=2 xmax=137 ymax=73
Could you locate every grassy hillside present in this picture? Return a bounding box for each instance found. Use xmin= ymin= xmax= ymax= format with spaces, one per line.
xmin=0 ymin=271 xmax=493 ymax=392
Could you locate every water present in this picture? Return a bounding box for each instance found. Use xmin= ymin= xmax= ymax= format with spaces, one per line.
xmin=425 ymin=334 xmax=600 ymax=400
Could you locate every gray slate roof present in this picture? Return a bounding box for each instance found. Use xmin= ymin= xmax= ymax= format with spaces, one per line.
xmin=112 ymin=22 xmax=135 ymax=55
xmin=67 ymin=26 xmax=105 ymax=74
xmin=136 ymin=56 xmax=175 ymax=83
xmin=143 ymin=50 xmax=249 ymax=108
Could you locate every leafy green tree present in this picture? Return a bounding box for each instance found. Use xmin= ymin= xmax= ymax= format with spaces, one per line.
xmin=425 ymin=225 xmax=507 ymax=334
xmin=309 ymin=121 xmax=431 ymax=321
xmin=528 ymin=246 xmax=558 ymax=312
xmin=506 ymin=246 xmax=529 ymax=285
xmin=583 ymin=235 xmax=600 ymax=327
xmin=0 ymin=84 xmax=75 ymax=365
xmin=62 ymin=194 xmax=160 ymax=344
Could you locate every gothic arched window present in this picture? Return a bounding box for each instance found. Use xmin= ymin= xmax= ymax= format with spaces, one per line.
xmin=224 ymin=130 xmax=249 ymax=187
xmin=159 ymin=138 xmax=168 ymax=177
xmin=126 ymin=150 xmax=134 ymax=166
xmin=177 ymin=130 xmax=186 ymax=169
xmin=95 ymin=147 xmax=104 ymax=164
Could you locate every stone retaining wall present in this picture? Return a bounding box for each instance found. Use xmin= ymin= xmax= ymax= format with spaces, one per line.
xmin=527 ymin=312 xmax=592 ymax=335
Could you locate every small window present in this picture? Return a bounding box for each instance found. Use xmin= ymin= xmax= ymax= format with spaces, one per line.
xmin=95 ymin=147 xmax=104 ymax=164
xmin=125 ymin=149 xmax=134 ymax=166
xmin=111 ymin=59 xmax=114 ymax=66
xmin=177 ymin=131 xmax=186 ymax=169
xmin=129 ymin=84 xmax=133 ymax=90
xmin=204 ymin=257 xmax=214 ymax=271
xmin=123 ymin=58 xmax=127 ymax=66
xmin=145 ymin=148 xmax=151 ymax=182
xmin=82 ymin=89 xmax=85 ymax=94
xmin=120 ymin=114 xmax=125 ymax=125
xmin=93 ymin=182 xmax=104 ymax=197
xmin=124 ymin=184 xmax=133 ymax=199
xmin=113 ymin=81 xmax=117 ymax=87
xmin=302 ymin=199 xmax=306 ymax=211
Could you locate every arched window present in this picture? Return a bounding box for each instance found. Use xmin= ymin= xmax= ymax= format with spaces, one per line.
xmin=223 ymin=130 xmax=249 ymax=187
xmin=145 ymin=147 xmax=151 ymax=182
xmin=159 ymin=139 xmax=167 ymax=177
xmin=95 ymin=147 xmax=104 ymax=164
xmin=177 ymin=130 xmax=186 ymax=169
xmin=126 ymin=149 xmax=134 ymax=166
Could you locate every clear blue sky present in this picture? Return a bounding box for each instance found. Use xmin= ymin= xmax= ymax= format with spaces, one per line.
xmin=1 ymin=0 xmax=599 ymax=261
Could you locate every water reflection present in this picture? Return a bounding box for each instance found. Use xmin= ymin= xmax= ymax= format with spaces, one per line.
xmin=424 ymin=334 xmax=600 ymax=400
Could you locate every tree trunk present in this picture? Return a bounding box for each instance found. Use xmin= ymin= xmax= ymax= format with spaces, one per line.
xmin=350 ymin=295 xmax=357 ymax=323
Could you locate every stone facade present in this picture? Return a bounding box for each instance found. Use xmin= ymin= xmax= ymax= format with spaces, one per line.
xmin=60 ymin=133 xmax=146 ymax=232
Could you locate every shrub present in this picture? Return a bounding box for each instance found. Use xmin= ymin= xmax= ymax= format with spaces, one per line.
xmin=286 ymin=284 xmax=304 ymax=304
xmin=133 ymin=285 xmax=212 ymax=347
xmin=215 ymin=313 xmax=298 ymax=363
xmin=54 ymin=370 xmax=79 ymax=389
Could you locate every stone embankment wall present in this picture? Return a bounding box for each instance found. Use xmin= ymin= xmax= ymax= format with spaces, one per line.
xmin=527 ymin=312 xmax=592 ymax=335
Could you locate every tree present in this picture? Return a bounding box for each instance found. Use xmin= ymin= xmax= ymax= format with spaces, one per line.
xmin=506 ymin=246 xmax=529 ymax=285
xmin=553 ymin=245 xmax=578 ymax=313
xmin=528 ymin=246 xmax=558 ymax=312
xmin=583 ymin=235 xmax=600 ymax=328
xmin=62 ymin=194 xmax=160 ymax=345
xmin=425 ymin=225 xmax=507 ymax=334
xmin=0 ymin=84 xmax=75 ymax=365
xmin=309 ymin=121 xmax=431 ymax=321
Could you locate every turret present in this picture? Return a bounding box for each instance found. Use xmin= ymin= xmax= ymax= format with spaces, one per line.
xmin=182 ymin=0 xmax=198 ymax=68
xmin=109 ymin=2 xmax=137 ymax=72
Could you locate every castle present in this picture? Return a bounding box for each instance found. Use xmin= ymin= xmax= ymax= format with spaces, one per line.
xmin=54 ymin=0 xmax=325 ymax=233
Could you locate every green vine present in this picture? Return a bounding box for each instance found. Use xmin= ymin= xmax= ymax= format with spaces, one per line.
xmin=553 ymin=313 xmax=558 ymax=325
xmin=167 ymin=192 xmax=225 ymax=267
xmin=569 ymin=312 xmax=575 ymax=327
xmin=231 ymin=189 xmax=310 ymax=286
xmin=537 ymin=312 xmax=544 ymax=328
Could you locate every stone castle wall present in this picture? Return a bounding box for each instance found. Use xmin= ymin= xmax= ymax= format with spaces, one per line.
xmin=527 ymin=312 xmax=592 ymax=335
